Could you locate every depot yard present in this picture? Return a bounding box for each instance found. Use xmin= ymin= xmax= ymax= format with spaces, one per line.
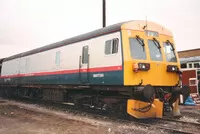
xmin=0 ymin=98 xmax=199 ymax=134
xmin=0 ymin=98 xmax=159 ymax=134
xmin=179 ymin=104 xmax=200 ymax=122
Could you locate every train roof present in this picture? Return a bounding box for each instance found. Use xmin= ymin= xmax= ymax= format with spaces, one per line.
xmin=3 ymin=20 xmax=172 ymax=62
xmin=4 ymin=21 xmax=126 ymax=62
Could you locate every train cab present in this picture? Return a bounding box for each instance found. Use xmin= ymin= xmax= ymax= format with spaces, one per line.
xmin=120 ymin=21 xmax=190 ymax=118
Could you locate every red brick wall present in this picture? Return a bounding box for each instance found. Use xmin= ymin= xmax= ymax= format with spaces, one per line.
xmin=182 ymin=70 xmax=197 ymax=93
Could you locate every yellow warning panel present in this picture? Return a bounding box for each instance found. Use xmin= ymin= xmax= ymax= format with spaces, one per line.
xmin=127 ymin=99 xmax=163 ymax=119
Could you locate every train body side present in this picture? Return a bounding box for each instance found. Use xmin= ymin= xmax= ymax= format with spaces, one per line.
xmin=0 ymin=32 xmax=123 ymax=86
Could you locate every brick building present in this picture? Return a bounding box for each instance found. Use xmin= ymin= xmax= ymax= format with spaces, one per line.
xmin=178 ymin=48 xmax=200 ymax=96
xmin=178 ymin=48 xmax=200 ymax=69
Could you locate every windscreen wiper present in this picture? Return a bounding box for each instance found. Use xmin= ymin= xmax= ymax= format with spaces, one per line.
xmin=136 ymin=35 xmax=145 ymax=46
xmin=166 ymin=40 xmax=175 ymax=51
xmin=153 ymin=38 xmax=161 ymax=49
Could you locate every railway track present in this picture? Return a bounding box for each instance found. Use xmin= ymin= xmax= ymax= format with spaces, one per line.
xmin=3 ymin=97 xmax=200 ymax=134
xmin=148 ymin=118 xmax=200 ymax=134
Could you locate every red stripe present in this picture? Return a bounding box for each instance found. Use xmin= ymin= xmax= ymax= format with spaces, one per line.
xmin=0 ymin=65 xmax=122 ymax=78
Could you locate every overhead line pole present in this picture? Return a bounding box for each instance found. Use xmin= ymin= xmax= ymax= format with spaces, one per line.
xmin=103 ymin=0 xmax=106 ymax=28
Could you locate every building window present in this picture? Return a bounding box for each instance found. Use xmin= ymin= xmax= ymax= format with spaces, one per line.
xmin=197 ymin=71 xmax=200 ymax=80
xmin=189 ymin=78 xmax=197 ymax=86
xmin=105 ymin=38 xmax=119 ymax=55
xmin=194 ymin=63 xmax=200 ymax=68
xmin=189 ymin=63 xmax=192 ymax=68
xmin=181 ymin=63 xmax=187 ymax=68
xmin=55 ymin=51 xmax=61 ymax=66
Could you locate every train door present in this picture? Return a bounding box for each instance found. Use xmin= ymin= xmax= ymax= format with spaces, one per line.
xmin=79 ymin=46 xmax=89 ymax=84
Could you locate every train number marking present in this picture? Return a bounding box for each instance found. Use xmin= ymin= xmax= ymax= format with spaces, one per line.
xmin=93 ymin=73 xmax=104 ymax=78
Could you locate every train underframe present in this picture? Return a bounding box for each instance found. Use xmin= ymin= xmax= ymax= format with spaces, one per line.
xmin=0 ymin=84 xmax=190 ymax=119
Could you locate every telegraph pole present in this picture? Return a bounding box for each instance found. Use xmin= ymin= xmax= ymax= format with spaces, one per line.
xmin=103 ymin=0 xmax=106 ymax=27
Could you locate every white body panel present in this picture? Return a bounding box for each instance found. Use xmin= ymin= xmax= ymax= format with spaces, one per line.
xmin=2 ymin=58 xmax=20 ymax=76
xmin=1 ymin=32 xmax=122 ymax=76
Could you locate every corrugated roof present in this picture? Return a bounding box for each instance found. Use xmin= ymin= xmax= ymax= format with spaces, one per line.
xmin=180 ymin=56 xmax=200 ymax=64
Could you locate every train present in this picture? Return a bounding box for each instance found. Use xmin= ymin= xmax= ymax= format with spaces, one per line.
xmin=0 ymin=20 xmax=190 ymax=119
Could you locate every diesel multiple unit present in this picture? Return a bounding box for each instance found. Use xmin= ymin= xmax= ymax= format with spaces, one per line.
xmin=0 ymin=20 xmax=190 ymax=118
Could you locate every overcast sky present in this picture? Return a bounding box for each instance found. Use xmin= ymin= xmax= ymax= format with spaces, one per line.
xmin=0 ymin=0 xmax=199 ymax=58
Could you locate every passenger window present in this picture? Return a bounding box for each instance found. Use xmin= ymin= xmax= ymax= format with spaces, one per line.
xmin=82 ymin=46 xmax=88 ymax=64
xmin=55 ymin=51 xmax=61 ymax=66
xmin=112 ymin=38 xmax=119 ymax=53
xmin=105 ymin=40 xmax=112 ymax=55
xmin=105 ymin=38 xmax=119 ymax=55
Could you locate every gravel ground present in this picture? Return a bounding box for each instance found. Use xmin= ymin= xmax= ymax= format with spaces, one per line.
xmin=0 ymin=98 xmax=164 ymax=134
xmin=179 ymin=104 xmax=200 ymax=123
xmin=0 ymin=98 xmax=199 ymax=134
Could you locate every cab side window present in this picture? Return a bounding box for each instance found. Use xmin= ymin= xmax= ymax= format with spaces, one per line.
xmin=105 ymin=38 xmax=119 ymax=55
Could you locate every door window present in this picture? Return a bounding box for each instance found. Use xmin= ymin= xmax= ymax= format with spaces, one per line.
xmin=82 ymin=46 xmax=88 ymax=64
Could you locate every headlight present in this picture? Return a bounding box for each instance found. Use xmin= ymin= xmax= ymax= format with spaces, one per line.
xmin=167 ymin=65 xmax=178 ymax=72
xmin=133 ymin=63 xmax=150 ymax=72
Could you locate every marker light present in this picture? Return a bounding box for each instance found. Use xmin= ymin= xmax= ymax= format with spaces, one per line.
xmin=133 ymin=63 xmax=150 ymax=72
xmin=133 ymin=63 xmax=139 ymax=72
